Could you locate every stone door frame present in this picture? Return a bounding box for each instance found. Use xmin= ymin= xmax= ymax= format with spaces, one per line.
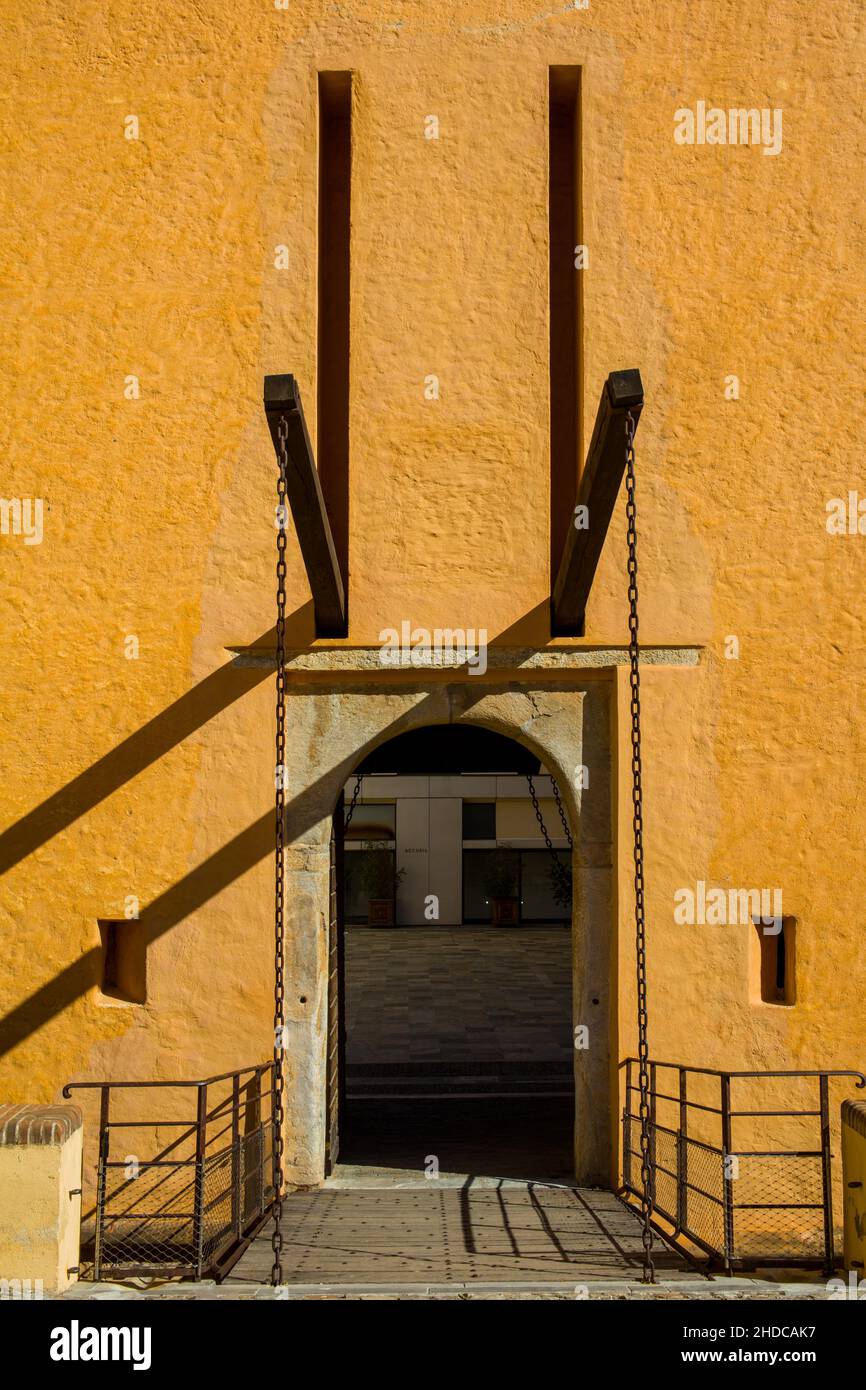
xmin=280 ymin=672 xmax=615 ymax=1188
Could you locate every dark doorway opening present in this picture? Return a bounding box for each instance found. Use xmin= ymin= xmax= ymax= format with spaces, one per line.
xmin=327 ymin=725 xmax=575 ymax=1183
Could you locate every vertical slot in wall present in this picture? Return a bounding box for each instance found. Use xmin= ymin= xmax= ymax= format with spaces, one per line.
xmin=549 ymin=67 xmax=582 ymax=582
xmin=317 ymin=71 xmax=352 ymax=590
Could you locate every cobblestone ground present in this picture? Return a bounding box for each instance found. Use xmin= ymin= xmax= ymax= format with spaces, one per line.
xmin=61 ymin=1278 xmax=836 ymax=1301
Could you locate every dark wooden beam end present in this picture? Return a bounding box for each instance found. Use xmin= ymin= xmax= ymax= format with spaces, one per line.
xmin=551 ymin=368 xmax=644 ymax=636
xmin=263 ymin=374 xmax=347 ymax=638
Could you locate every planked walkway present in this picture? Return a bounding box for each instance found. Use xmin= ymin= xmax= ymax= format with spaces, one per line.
xmin=225 ymin=1182 xmax=693 ymax=1286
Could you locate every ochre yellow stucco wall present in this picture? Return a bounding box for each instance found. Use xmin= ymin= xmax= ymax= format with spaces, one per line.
xmin=1 ymin=1 xmax=864 ymax=1190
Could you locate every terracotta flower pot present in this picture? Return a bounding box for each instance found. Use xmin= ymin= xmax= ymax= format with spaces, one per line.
xmin=491 ymin=896 xmax=519 ymax=925
xmin=367 ymin=899 xmax=395 ymax=926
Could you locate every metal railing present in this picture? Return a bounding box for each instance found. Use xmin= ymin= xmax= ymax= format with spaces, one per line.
xmin=620 ymin=1058 xmax=866 ymax=1272
xmin=63 ymin=1063 xmax=276 ymax=1280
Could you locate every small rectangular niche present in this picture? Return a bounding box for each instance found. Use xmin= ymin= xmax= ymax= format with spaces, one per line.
xmin=752 ymin=915 xmax=796 ymax=1006
xmin=99 ymin=920 xmax=147 ymax=1004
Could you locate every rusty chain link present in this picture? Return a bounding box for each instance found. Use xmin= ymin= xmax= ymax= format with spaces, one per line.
xmin=626 ymin=407 xmax=655 ymax=1283
xmin=343 ymin=774 xmax=362 ymax=833
xmin=271 ymin=415 xmax=289 ymax=1287
xmin=268 ymin=407 xmax=652 ymax=1284
xmin=526 ymin=772 xmax=572 ymax=904
xmin=550 ymin=776 xmax=574 ymax=849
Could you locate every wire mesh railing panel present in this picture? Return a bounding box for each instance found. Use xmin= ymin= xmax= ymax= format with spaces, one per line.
xmin=101 ymin=1161 xmax=196 ymax=1270
xmin=622 ymin=1115 xmax=640 ymax=1201
xmin=620 ymin=1058 xmax=866 ymax=1270
xmin=242 ymin=1129 xmax=263 ymax=1226
xmin=682 ymin=1137 xmax=725 ymax=1256
xmin=241 ymin=1125 xmax=273 ymax=1225
xmin=200 ymin=1147 xmax=235 ymax=1266
xmin=649 ymin=1124 xmax=679 ymax=1227
xmin=731 ymin=1153 xmax=825 ymax=1262
xmin=65 ymin=1063 xmax=276 ymax=1279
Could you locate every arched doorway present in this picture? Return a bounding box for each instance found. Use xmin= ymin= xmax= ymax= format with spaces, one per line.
xmin=281 ymin=679 xmax=614 ymax=1190
xmin=329 ymin=725 xmax=575 ymax=1182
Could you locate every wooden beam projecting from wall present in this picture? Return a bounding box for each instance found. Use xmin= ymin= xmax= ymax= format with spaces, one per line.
xmin=551 ymin=368 xmax=644 ymax=636
xmin=263 ymin=374 xmax=347 ymax=638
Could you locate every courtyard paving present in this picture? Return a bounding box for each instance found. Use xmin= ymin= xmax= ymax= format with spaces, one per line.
xmin=344 ymin=925 xmax=573 ymax=1097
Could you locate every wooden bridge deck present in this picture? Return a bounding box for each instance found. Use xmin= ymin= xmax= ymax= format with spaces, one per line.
xmin=225 ymin=1183 xmax=693 ymax=1286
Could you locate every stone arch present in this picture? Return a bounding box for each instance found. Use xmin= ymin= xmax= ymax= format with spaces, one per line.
xmin=281 ymin=678 xmax=613 ymax=1188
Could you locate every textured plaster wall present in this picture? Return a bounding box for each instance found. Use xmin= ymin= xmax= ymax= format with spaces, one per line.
xmin=1 ymin=1 xmax=865 ymax=1187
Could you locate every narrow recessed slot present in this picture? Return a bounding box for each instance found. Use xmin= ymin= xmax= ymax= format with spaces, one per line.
xmin=99 ymin=919 xmax=146 ymax=1004
xmin=753 ymin=915 xmax=796 ymax=1006
xmin=549 ymin=66 xmax=582 ymax=583
xmin=317 ymin=71 xmax=352 ymax=592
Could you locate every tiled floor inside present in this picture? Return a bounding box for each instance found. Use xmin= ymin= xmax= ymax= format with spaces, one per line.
xmin=341 ymin=925 xmax=575 ymax=1180
xmin=344 ymin=925 xmax=572 ymax=1095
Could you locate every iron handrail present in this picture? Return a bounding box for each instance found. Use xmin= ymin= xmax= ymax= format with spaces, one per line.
xmin=67 ymin=1062 xmax=276 ymax=1280
xmin=620 ymin=1057 xmax=866 ymax=1085
xmin=619 ymin=1056 xmax=866 ymax=1273
xmin=63 ymin=1062 xmax=271 ymax=1094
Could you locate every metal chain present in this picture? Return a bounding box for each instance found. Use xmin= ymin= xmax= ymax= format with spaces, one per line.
xmin=268 ymin=412 xmax=652 ymax=1285
xmin=271 ymin=415 xmax=289 ymax=1287
xmin=526 ymin=772 xmax=572 ymax=903
xmin=343 ymin=774 xmax=362 ymax=832
xmin=550 ymin=777 xmax=574 ymax=850
xmin=626 ymin=407 xmax=655 ymax=1284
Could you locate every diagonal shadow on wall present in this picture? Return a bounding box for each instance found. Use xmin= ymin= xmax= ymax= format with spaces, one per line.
xmin=0 ymin=609 xmax=316 ymax=878
xmin=0 ymin=607 xmax=561 ymax=1058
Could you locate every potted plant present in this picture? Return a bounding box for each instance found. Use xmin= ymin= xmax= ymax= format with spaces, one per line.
xmin=483 ymin=846 xmax=520 ymax=925
xmin=548 ymin=854 xmax=573 ymax=913
xmin=354 ymin=841 xmax=406 ymax=925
